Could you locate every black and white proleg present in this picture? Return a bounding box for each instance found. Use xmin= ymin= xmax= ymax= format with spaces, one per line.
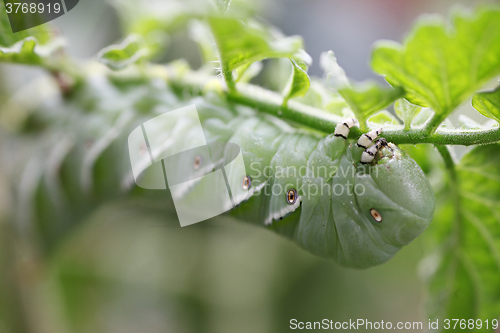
xmin=360 ymin=138 xmax=389 ymax=164
xmin=334 ymin=118 xmax=358 ymax=139
xmin=357 ymin=128 xmax=382 ymax=149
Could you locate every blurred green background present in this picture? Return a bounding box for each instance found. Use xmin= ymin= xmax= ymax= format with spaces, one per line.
xmin=0 ymin=0 xmax=497 ymax=332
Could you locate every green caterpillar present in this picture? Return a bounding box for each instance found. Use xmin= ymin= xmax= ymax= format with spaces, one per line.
xmin=6 ymin=72 xmax=435 ymax=268
xmin=151 ymin=109 xmax=435 ymax=268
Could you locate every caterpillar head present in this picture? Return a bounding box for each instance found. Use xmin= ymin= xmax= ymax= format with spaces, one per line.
xmin=334 ymin=143 xmax=435 ymax=268
xmin=362 ymin=143 xmax=434 ymax=240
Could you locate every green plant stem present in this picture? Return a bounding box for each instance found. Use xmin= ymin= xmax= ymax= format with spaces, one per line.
xmin=435 ymin=145 xmax=463 ymax=247
xmin=227 ymin=84 xmax=353 ymax=135
xmin=222 ymin=67 xmax=236 ymax=92
xmin=424 ymin=112 xmax=448 ymax=135
xmin=166 ymin=68 xmax=500 ymax=146
xmin=382 ymin=127 xmax=500 ymax=146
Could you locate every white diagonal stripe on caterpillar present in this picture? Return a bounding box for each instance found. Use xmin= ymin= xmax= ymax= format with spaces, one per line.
xmin=233 ymin=180 xmax=267 ymax=206
xmin=334 ymin=118 xmax=358 ymax=139
xmin=360 ymin=137 xmax=388 ymax=164
xmin=264 ymin=194 xmax=302 ymax=226
xmin=360 ymin=145 xmax=378 ymax=164
xmin=357 ymin=128 xmax=382 ymax=149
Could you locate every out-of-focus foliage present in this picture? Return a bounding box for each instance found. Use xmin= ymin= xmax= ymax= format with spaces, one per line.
xmin=1 ymin=0 xmax=500 ymax=332
xmin=473 ymin=86 xmax=500 ymax=124
xmin=0 ymin=6 xmax=51 ymax=46
xmin=98 ymin=34 xmax=153 ymax=70
xmin=394 ymin=99 xmax=422 ymax=131
xmin=320 ymin=50 xmax=403 ymax=130
xmin=367 ymin=110 xmax=400 ymax=127
xmin=282 ymin=58 xmax=310 ymax=105
xmin=372 ymin=7 xmax=500 ymax=122
xmin=208 ymin=17 xmax=303 ymax=81
xmin=423 ymin=144 xmax=500 ymax=324
xmin=0 ymin=8 xmax=64 ymax=66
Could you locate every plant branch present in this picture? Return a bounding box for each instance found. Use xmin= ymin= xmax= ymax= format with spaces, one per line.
xmin=165 ymin=67 xmax=500 ymax=147
xmin=226 ymin=84 xmax=352 ymax=135
xmin=424 ymin=112 xmax=448 ymax=135
xmin=435 ymin=145 xmax=463 ymax=246
xmin=222 ymin=68 xmax=236 ymax=92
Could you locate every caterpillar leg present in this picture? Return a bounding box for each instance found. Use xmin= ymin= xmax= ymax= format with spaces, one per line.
xmin=334 ymin=118 xmax=358 ymax=139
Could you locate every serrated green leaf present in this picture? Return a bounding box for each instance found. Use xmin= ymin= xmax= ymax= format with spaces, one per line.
xmin=424 ymin=144 xmax=500 ymax=329
xmin=97 ymin=34 xmax=151 ymax=71
xmin=0 ymin=36 xmax=65 ymax=66
xmin=294 ymin=79 xmax=348 ymax=113
xmin=472 ymin=86 xmax=500 ymax=124
xmin=208 ymin=17 xmax=303 ymax=85
xmin=321 ymin=50 xmax=403 ymax=130
xmin=338 ymin=83 xmax=404 ymax=127
xmin=0 ymin=5 xmax=51 ymax=46
xmin=0 ymin=8 xmax=64 ymax=66
xmin=395 ymin=99 xmax=421 ymax=131
xmin=282 ymin=58 xmax=310 ymax=105
xmin=372 ymin=7 xmax=500 ymax=127
xmin=367 ymin=110 xmax=400 ymax=127
xmin=320 ymin=50 xmax=349 ymax=89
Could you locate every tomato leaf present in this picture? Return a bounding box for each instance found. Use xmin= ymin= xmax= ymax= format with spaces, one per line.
xmin=372 ymin=7 xmax=500 ymax=128
xmin=472 ymin=86 xmax=500 ymax=124
xmin=0 ymin=8 xmax=64 ymax=66
xmin=338 ymin=82 xmax=403 ymax=129
xmin=97 ymin=34 xmax=154 ymax=71
xmin=395 ymin=99 xmax=422 ymax=130
xmin=367 ymin=110 xmax=400 ymax=127
xmin=321 ymin=50 xmax=403 ymax=130
xmin=423 ymin=144 xmax=500 ymax=329
xmin=282 ymin=58 xmax=310 ymax=105
xmin=208 ymin=17 xmax=303 ymax=86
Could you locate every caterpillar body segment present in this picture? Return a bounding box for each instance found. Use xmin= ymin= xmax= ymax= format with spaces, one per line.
xmin=8 ymin=74 xmax=435 ymax=268
xmin=128 ymin=110 xmax=434 ymax=268
xmin=333 ymin=118 xmax=357 ymax=139
xmin=357 ymin=128 xmax=382 ymax=149
xmin=192 ymin=116 xmax=434 ymax=268
xmin=360 ymin=138 xmax=389 ymax=164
